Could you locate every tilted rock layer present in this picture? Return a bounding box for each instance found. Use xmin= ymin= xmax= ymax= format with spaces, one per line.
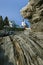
xmin=0 ymin=30 xmax=43 ymax=65
xmin=0 ymin=0 xmax=43 ymax=65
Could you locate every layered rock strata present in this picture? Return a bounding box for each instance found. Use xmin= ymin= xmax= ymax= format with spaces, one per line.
xmin=0 ymin=0 xmax=43 ymax=65
xmin=21 ymin=0 xmax=43 ymax=32
xmin=0 ymin=29 xmax=43 ymax=65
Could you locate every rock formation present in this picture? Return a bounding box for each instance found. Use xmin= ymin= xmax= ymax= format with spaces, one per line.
xmin=0 ymin=0 xmax=43 ymax=65
xmin=21 ymin=0 xmax=43 ymax=32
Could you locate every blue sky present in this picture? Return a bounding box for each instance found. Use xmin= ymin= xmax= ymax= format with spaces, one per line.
xmin=0 ymin=0 xmax=30 ymax=25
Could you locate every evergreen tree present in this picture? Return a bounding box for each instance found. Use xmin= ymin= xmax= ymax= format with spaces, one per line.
xmin=4 ymin=16 xmax=9 ymax=26
xmin=0 ymin=16 xmax=3 ymax=30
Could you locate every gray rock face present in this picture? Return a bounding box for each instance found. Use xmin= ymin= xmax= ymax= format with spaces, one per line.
xmin=0 ymin=36 xmax=16 ymax=65
xmin=0 ymin=0 xmax=43 ymax=65
xmin=0 ymin=30 xmax=43 ymax=65
xmin=21 ymin=0 xmax=43 ymax=32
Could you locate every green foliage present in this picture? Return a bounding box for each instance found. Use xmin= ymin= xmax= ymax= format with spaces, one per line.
xmin=4 ymin=16 xmax=9 ymax=26
xmin=0 ymin=16 xmax=4 ymax=30
xmin=11 ymin=27 xmax=25 ymax=31
xmin=4 ymin=27 xmax=25 ymax=31
xmin=0 ymin=16 xmax=9 ymax=30
xmin=0 ymin=16 xmax=25 ymax=31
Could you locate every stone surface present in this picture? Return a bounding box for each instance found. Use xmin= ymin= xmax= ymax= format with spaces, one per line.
xmin=0 ymin=0 xmax=43 ymax=65
xmin=21 ymin=0 xmax=43 ymax=32
xmin=0 ymin=30 xmax=43 ymax=65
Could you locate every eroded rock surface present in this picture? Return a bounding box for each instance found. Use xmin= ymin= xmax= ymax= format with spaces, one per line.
xmin=0 ymin=30 xmax=43 ymax=65
xmin=0 ymin=0 xmax=43 ymax=65
xmin=21 ymin=0 xmax=43 ymax=32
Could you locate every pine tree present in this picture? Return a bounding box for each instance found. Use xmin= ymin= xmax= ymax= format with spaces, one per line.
xmin=0 ymin=16 xmax=3 ymax=30
xmin=4 ymin=16 xmax=9 ymax=26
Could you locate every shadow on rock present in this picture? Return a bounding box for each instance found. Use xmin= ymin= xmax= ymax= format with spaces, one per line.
xmin=0 ymin=45 xmax=14 ymax=65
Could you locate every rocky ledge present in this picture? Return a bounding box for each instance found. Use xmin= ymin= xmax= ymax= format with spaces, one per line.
xmin=0 ymin=0 xmax=43 ymax=65
xmin=0 ymin=29 xmax=43 ymax=65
